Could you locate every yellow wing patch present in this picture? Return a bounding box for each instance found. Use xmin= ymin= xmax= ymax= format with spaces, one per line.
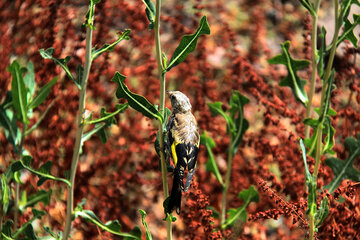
xmin=171 ymin=142 xmax=178 ymax=166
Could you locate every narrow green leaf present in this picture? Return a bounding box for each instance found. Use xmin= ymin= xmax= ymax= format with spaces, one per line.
xmin=112 ymin=72 xmax=163 ymax=122
xmin=39 ymin=48 xmax=78 ymax=88
xmin=300 ymin=139 xmax=317 ymax=216
xmin=92 ymin=30 xmax=131 ymax=60
xmin=0 ymin=98 xmax=20 ymax=152
xmin=86 ymin=103 xmax=128 ymax=125
xmin=1 ymin=174 xmax=10 ymax=214
xmin=166 ymin=16 xmax=210 ymax=71
xmin=315 ymin=197 xmax=329 ymax=227
xmin=155 ymin=108 xmax=171 ymax=159
xmin=10 ymin=156 xmax=71 ymax=186
xmin=200 ymin=132 xmax=224 ymax=186
xmin=222 ymin=185 xmax=259 ymax=229
xmin=300 ymin=139 xmax=311 ymax=181
xmin=229 ymin=91 xmax=250 ymax=155
xmin=325 ymin=134 xmax=360 ymax=193
xmin=298 ymin=0 xmax=316 ymax=16
xmin=139 ymin=209 xmax=152 ymax=240
xmin=24 ymin=61 xmax=36 ymax=100
xmin=74 ymin=207 xmax=139 ymax=238
xmin=7 ymin=60 xmax=29 ymax=124
xmin=207 ymin=102 xmax=235 ymax=134
xmin=268 ymin=41 xmax=310 ymax=105
xmin=28 ymin=77 xmax=58 ymax=109
xmin=142 ymin=0 xmax=156 ymax=30
xmin=19 ymin=189 xmax=52 ymax=212
xmin=317 ymin=27 xmax=326 ymax=78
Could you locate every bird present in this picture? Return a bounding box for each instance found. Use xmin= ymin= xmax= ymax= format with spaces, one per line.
xmin=166 ymin=91 xmax=200 ymax=215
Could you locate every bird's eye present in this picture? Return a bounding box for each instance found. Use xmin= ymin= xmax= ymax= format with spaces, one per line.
xmin=171 ymin=95 xmax=175 ymax=100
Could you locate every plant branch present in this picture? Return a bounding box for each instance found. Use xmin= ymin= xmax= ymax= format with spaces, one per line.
xmin=154 ymin=0 xmax=172 ymax=238
xmin=63 ymin=21 xmax=93 ymax=240
xmin=305 ymin=0 xmax=321 ymax=138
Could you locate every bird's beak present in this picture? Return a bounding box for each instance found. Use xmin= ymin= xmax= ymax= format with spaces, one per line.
xmin=167 ymin=91 xmax=174 ymax=97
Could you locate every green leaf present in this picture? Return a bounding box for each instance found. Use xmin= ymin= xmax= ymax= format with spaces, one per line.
xmin=86 ymin=103 xmax=128 ymax=125
xmin=7 ymin=60 xmax=29 ymax=124
xmin=325 ymin=134 xmax=360 ymax=193
xmin=39 ymin=48 xmax=78 ymax=89
xmin=24 ymin=61 xmax=36 ymax=100
xmin=298 ymin=0 xmax=316 ymax=16
xmin=222 ymin=185 xmax=259 ymax=229
xmin=82 ymin=104 xmax=128 ymax=147
xmin=1 ymin=174 xmax=10 ymax=214
xmin=317 ymin=27 xmax=326 ymax=78
xmin=19 ymin=189 xmax=52 ymax=212
xmin=92 ymin=30 xmax=131 ymax=60
xmin=112 ymin=72 xmax=163 ymax=122
xmin=13 ymin=208 xmax=45 ymax=239
xmin=336 ymin=14 xmax=360 ymax=48
xmin=0 ymin=96 xmax=20 ymax=152
xmin=124 ymin=226 xmax=142 ymax=240
xmin=315 ymin=196 xmax=329 ymax=227
xmin=74 ymin=205 xmax=139 ymax=238
xmin=207 ymin=102 xmax=235 ymax=134
xmin=1 ymin=220 xmax=14 ymax=239
xmin=200 ymin=132 xmax=224 ymax=186
xmin=10 ymin=155 xmax=71 ymax=186
xmin=28 ymin=77 xmax=58 ymax=109
xmin=300 ymin=139 xmax=317 ymax=216
xmin=139 ymin=209 xmax=152 ymax=240
xmin=166 ymin=16 xmax=210 ymax=71
xmin=142 ymin=0 xmax=156 ymax=30
xmin=154 ymin=108 xmax=171 ymax=159
xmin=229 ymin=91 xmax=250 ymax=155
xmin=268 ymin=41 xmax=310 ymax=105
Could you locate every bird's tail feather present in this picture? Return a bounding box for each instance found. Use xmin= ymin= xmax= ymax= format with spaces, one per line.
xmin=167 ymin=170 xmax=182 ymax=214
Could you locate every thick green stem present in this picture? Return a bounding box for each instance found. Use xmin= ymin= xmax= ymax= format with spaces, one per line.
xmin=308 ymin=1 xmax=340 ymax=239
xmin=63 ymin=24 xmax=93 ymax=240
xmin=154 ymin=0 xmax=172 ymax=238
xmin=305 ymin=0 xmax=321 ymax=139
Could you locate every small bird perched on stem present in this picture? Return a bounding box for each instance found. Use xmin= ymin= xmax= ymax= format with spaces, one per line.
xmin=166 ymin=91 xmax=200 ymax=215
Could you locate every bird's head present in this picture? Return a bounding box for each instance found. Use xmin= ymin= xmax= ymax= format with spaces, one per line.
xmin=167 ymin=91 xmax=192 ymax=113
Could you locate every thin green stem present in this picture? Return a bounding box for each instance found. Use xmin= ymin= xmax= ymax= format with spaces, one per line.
xmin=305 ymin=0 xmax=321 ymax=139
xmin=25 ymin=97 xmax=58 ymax=136
xmin=63 ymin=23 xmax=93 ymax=240
xmin=14 ymin=122 xmax=27 ymax=231
xmin=220 ymin=149 xmax=233 ymax=227
xmin=154 ymin=0 xmax=172 ymax=238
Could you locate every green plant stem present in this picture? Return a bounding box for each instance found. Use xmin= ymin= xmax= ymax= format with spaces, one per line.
xmin=14 ymin=122 xmax=27 ymax=231
xmin=220 ymin=150 xmax=233 ymax=227
xmin=305 ymin=0 xmax=321 ymax=139
xmin=63 ymin=24 xmax=93 ymax=240
xmin=154 ymin=0 xmax=172 ymax=238
xmin=308 ymin=2 xmax=340 ymax=239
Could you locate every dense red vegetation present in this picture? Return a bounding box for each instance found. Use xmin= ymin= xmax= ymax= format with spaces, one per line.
xmin=0 ymin=0 xmax=359 ymax=239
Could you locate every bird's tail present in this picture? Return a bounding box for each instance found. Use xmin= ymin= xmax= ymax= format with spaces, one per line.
xmin=167 ymin=169 xmax=182 ymax=215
